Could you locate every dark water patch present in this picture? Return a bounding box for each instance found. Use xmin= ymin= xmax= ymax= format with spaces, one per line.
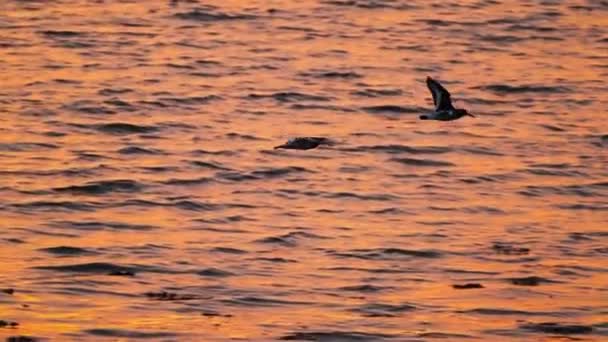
xmin=63 ymin=100 xmax=115 ymax=114
xmin=418 ymin=332 xmax=475 ymax=339
xmin=84 ymin=329 xmax=177 ymax=338
xmin=476 ymin=34 xmax=525 ymax=43
xmin=39 ymin=246 xmax=97 ymax=256
xmin=210 ymin=247 xmax=247 ymax=254
xmin=215 ymin=171 xmax=260 ymax=182
xmin=118 ymin=146 xmax=164 ymax=155
xmin=40 ymin=30 xmax=83 ymax=38
xmin=226 ymin=132 xmax=265 ymax=141
xmin=331 ymin=248 xmax=441 ymax=260
xmin=191 ymin=149 xmax=238 ymax=156
xmin=35 ymin=263 xmax=140 ymax=274
xmin=256 ymin=231 xmax=324 ymax=247
xmin=225 ymin=296 xmax=311 ymax=307
xmin=300 ymin=70 xmax=362 ymax=79
xmin=174 ymin=8 xmax=254 ymax=21
xmin=7 ymin=336 xmax=38 ymax=342
xmin=539 ymin=124 xmax=566 ymax=132
xmin=255 ymin=257 xmax=297 ymax=263
xmin=163 ymin=177 xmax=212 ymax=186
xmin=0 ymin=320 xmax=19 ymax=328
xmin=509 ymin=276 xmax=559 ymax=286
xmin=3 ymin=238 xmax=26 ymax=244
xmin=145 ymin=291 xmax=202 ymax=301
xmin=49 ymin=220 xmax=156 ymax=231
xmin=345 ymin=144 xmax=449 ymax=154
xmin=492 ymin=242 xmax=530 ymax=255
xmin=173 ymin=200 xmax=218 ymax=211
xmin=92 ymin=122 xmax=159 ymax=135
xmin=520 ymin=182 xmax=608 ymax=198
xmin=462 ymin=146 xmax=504 ymax=156
xmin=519 ymin=322 xmax=593 ymax=335
xmin=290 ymin=103 xmax=355 ymax=112
xmin=12 ymin=201 xmax=98 ymax=212
xmin=158 ymin=95 xmax=221 ymax=105
xmin=339 ymin=284 xmax=392 ymax=293
xmin=323 ymin=192 xmax=398 ymax=201
xmin=352 ymin=88 xmax=403 ymax=97
xmin=251 ymin=166 xmax=312 ymax=178
xmin=353 ymin=303 xmax=415 ymax=317
xmin=247 ymin=92 xmax=332 ymax=103
xmin=52 ymin=180 xmax=143 ymax=195
xmin=362 ymin=105 xmax=423 ymax=114
xmin=557 ymin=204 xmax=608 ymax=211
xmin=280 ymin=331 xmax=395 ymax=341
xmin=462 ymin=308 xmax=563 ymax=316
xmin=390 ymin=157 xmax=454 ymax=167
xmin=189 ymin=160 xmax=232 ymax=171
xmin=198 ymin=268 xmax=234 ymax=277
xmin=478 ymin=84 xmax=571 ymax=94
xmin=368 ymin=207 xmax=408 ymax=215
xmin=0 ymin=142 xmax=59 ymax=152
xmin=98 ymin=88 xmax=133 ymax=96
xmin=453 ymin=283 xmax=484 ymax=289
xmin=568 ymin=231 xmax=608 ymax=242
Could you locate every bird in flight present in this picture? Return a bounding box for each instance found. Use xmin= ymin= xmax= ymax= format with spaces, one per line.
xmin=274 ymin=137 xmax=332 ymax=150
xmin=420 ymin=77 xmax=475 ymax=121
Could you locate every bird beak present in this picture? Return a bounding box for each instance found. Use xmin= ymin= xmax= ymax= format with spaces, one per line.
xmin=467 ymin=113 xmax=476 ymax=118
xmin=274 ymin=144 xmax=286 ymax=149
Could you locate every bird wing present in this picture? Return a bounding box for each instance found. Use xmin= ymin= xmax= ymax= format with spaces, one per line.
xmin=426 ymin=77 xmax=454 ymax=111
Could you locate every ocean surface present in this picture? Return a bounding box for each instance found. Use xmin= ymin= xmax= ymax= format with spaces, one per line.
xmin=0 ymin=0 xmax=607 ymax=340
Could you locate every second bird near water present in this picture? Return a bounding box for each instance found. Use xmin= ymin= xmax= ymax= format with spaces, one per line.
xmin=274 ymin=76 xmax=474 ymax=150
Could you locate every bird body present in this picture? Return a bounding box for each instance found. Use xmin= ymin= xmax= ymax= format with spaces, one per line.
xmin=420 ymin=77 xmax=474 ymax=121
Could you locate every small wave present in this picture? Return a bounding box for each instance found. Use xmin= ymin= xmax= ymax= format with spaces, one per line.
xmin=163 ymin=177 xmax=212 ymax=186
xmin=390 ymin=157 xmax=454 ymax=167
xmin=362 ymin=105 xmax=423 ymax=114
xmin=224 ymin=296 xmax=311 ymax=307
xmin=280 ymin=331 xmax=395 ymax=341
xmin=49 ymin=220 xmax=156 ymax=231
xmin=198 ymin=267 xmax=234 ymax=277
xmin=462 ymin=308 xmax=562 ymax=316
xmin=352 ymin=88 xmax=403 ymax=97
xmin=323 ymin=192 xmax=398 ymax=201
xmin=0 ymin=142 xmax=59 ymax=152
xmin=339 ymin=284 xmax=392 ymax=292
xmin=256 ymin=231 xmax=325 ymax=247
xmin=352 ymin=303 xmax=415 ymax=317
xmin=39 ymin=246 xmax=96 ymax=256
xmin=98 ymin=88 xmax=133 ymax=96
xmin=35 ymin=262 xmax=139 ymax=274
xmin=479 ymin=84 xmax=571 ymax=94
xmin=247 ymin=92 xmax=332 ymax=102
xmin=174 ymin=8 xmax=254 ymax=21
xmin=251 ymin=166 xmax=312 ymax=178
xmin=189 ymin=160 xmax=232 ymax=170
xmin=12 ymin=201 xmax=98 ymax=212
xmin=519 ymin=322 xmax=593 ymax=335
xmin=299 ymin=70 xmax=362 ymax=79
xmin=52 ymin=180 xmax=143 ymax=195
xmin=92 ymin=122 xmax=159 ymax=135
xmin=84 ymin=329 xmax=177 ymax=338
xmin=63 ymin=100 xmax=115 ymax=114
xmin=331 ymin=248 xmax=441 ymax=259
xmin=118 ymin=146 xmax=164 ymax=155
xmin=345 ymin=144 xmax=449 ymax=154
xmin=210 ymin=247 xmax=247 ymax=254
xmin=39 ymin=30 xmax=83 ymax=37
xmin=508 ymin=276 xmax=560 ymax=286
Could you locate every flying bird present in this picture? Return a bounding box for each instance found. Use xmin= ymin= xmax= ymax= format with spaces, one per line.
xmin=274 ymin=137 xmax=331 ymax=150
xmin=420 ymin=77 xmax=475 ymax=121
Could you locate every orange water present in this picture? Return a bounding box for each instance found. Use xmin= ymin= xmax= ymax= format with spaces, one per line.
xmin=0 ymin=1 xmax=606 ymax=340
